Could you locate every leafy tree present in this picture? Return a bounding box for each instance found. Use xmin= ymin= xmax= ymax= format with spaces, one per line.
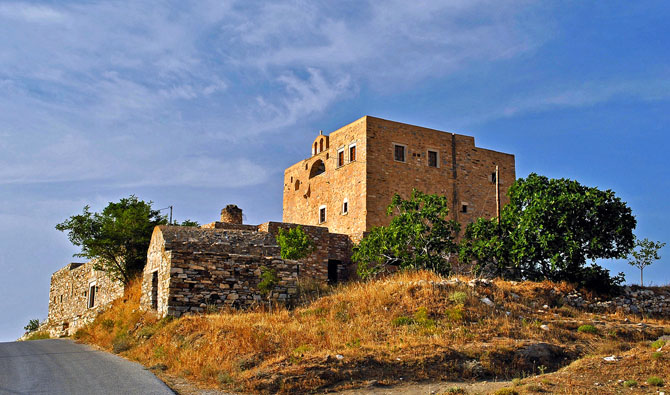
xmin=56 ymin=196 xmax=167 ymax=284
xmin=353 ymin=189 xmax=460 ymax=279
xmin=176 ymin=219 xmax=200 ymax=227
xmin=24 ymin=319 xmax=40 ymax=332
xmin=458 ymin=218 xmax=509 ymax=278
xmin=276 ymin=225 xmax=314 ymax=260
xmin=459 ymin=173 xmax=636 ymax=291
xmin=258 ymin=266 xmax=278 ymax=295
xmin=627 ymin=237 xmax=665 ymax=286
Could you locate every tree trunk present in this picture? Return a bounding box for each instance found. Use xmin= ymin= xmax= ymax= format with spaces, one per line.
xmin=640 ymin=268 xmax=644 ymax=287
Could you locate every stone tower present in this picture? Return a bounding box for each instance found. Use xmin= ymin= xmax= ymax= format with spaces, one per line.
xmin=220 ymin=204 xmax=243 ymax=224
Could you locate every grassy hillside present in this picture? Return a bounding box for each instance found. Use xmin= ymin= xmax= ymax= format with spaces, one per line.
xmin=75 ymin=272 xmax=669 ymax=394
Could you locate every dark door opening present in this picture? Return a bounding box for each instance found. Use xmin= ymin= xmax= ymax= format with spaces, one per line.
xmin=328 ymin=260 xmax=340 ymax=284
xmin=151 ymin=271 xmax=159 ymax=310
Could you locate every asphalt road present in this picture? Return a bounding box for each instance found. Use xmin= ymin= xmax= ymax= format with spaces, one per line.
xmin=0 ymin=339 xmax=173 ymax=395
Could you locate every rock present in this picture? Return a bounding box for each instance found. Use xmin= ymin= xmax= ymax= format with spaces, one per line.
xmin=335 ymin=354 xmax=344 ymax=360
xmin=540 ymin=324 xmax=550 ymax=331
xmin=480 ymin=297 xmax=494 ymax=307
xmin=515 ymin=343 xmax=569 ymax=371
xmin=603 ymin=355 xmax=620 ymax=362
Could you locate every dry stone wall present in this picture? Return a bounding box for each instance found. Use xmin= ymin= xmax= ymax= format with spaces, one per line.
xmin=47 ymin=260 xmax=124 ymax=337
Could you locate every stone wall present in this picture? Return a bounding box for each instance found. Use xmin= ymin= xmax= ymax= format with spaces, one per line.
xmin=282 ymin=116 xmax=516 ymax=241
xmin=563 ymin=286 xmax=670 ymax=316
xmin=140 ymin=226 xmax=301 ymax=318
xmin=47 ymin=260 xmax=124 ymax=337
xmin=283 ymin=117 xmax=368 ymax=241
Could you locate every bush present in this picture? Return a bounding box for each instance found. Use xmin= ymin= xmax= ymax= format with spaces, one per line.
xmin=101 ymin=319 xmax=115 ymax=332
xmin=24 ymin=319 xmax=40 ymax=332
xmin=493 ymin=388 xmax=519 ymax=395
xmin=449 ymin=291 xmax=468 ymax=304
xmin=577 ymin=324 xmax=598 ymax=334
xmin=647 ymin=376 xmax=664 ymax=387
xmin=623 ymin=380 xmax=637 ymax=388
xmin=392 ymin=316 xmax=415 ymax=326
xmin=444 ymin=387 xmax=467 ymax=394
xmin=112 ymin=334 xmax=132 ymax=354
xmin=652 ymin=352 xmax=663 ymax=360
xmin=258 ymin=266 xmax=278 ymax=296
xmin=276 ymin=225 xmax=314 ymax=260
xmin=651 ymin=339 xmax=666 ymax=349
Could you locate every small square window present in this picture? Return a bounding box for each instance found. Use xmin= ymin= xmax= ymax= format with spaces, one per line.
xmin=428 ymin=150 xmax=438 ymax=167
xmin=394 ymin=144 xmax=406 ymax=162
xmin=337 ymin=149 xmax=345 ymax=167
xmin=461 ymin=204 xmax=468 ymax=214
xmin=349 ymin=145 xmax=356 ymax=162
xmin=490 ymin=172 xmax=497 ymax=183
xmin=319 ymin=206 xmax=327 ymax=223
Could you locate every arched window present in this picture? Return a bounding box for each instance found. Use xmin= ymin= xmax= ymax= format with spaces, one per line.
xmin=309 ymin=159 xmax=325 ymax=178
xmin=313 ymin=142 xmax=317 ymax=155
xmin=319 ymin=138 xmax=324 ymax=152
xmin=295 ymin=179 xmax=300 ymax=190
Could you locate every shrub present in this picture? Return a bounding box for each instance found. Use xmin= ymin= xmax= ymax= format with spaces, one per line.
xmin=101 ymin=319 xmax=115 ymax=332
xmin=623 ymin=380 xmax=637 ymax=388
xmin=276 ymin=225 xmax=314 ymax=260
xmin=647 ymin=376 xmax=664 ymax=387
xmin=445 ymin=306 xmax=465 ymax=322
xmin=258 ymin=266 xmax=278 ymax=296
xmin=494 ymin=388 xmax=519 ymax=395
xmin=392 ymin=316 xmax=415 ymax=326
xmin=449 ymin=291 xmax=468 ymax=305
xmin=652 ymin=352 xmax=663 ymax=360
xmin=577 ymin=324 xmax=597 ymax=334
xmin=444 ymin=387 xmax=467 ymax=394
xmin=24 ymin=319 xmax=40 ymax=332
xmin=651 ymin=339 xmax=666 ymax=349
xmin=217 ymin=372 xmax=234 ymax=386
xmin=112 ymin=334 xmax=132 ymax=354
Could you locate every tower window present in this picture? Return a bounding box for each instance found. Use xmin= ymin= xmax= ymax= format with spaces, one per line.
xmin=319 ymin=205 xmax=327 ymax=223
xmin=309 ymin=159 xmax=326 ymax=178
xmin=342 ymin=198 xmax=349 ymax=215
xmin=461 ymin=204 xmax=468 ymax=214
xmin=394 ymin=144 xmax=406 ymax=162
xmin=428 ymin=150 xmax=438 ymax=167
xmin=349 ymin=144 xmax=356 ymax=162
xmin=319 ymin=138 xmax=324 ymax=152
xmin=337 ymin=148 xmax=345 ymax=167
xmin=490 ymin=172 xmax=497 ymax=183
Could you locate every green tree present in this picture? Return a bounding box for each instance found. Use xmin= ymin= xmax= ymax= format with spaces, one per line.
xmin=56 ymin=196 xmax=167 ymax=284
xmin=276 ymin=225 xmax=314 ymax=260
xmin=627 ymin=237 xmax=665 ymax=286
xmin=459 ymin=173 xmax=636 ymax=291
xmin=353 ymin=190 xmax=460 ymax=279
xmin=24 ymin=319 xmax=40 ymax=332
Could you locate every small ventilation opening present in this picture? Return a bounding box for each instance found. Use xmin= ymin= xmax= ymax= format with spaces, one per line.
xmin=151 ymin=271 xmax=158 ymax=310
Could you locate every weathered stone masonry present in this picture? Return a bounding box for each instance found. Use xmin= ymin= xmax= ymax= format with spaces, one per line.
xmin=47 ymin=260 xmax=124 ymax=337
xmin=140 ymin=219 xmax=353 ymax=318
xmin=283 ymin=116 xmax=516 ymax=242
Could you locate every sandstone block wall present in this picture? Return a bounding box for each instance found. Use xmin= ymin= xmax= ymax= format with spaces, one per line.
xmin=47 ymin=260 xmax=124 ymax=337
xmin=282 ymin=116 xmax=516 ymax=241
xmin=283 ymin=117 xmax=368 ymax=241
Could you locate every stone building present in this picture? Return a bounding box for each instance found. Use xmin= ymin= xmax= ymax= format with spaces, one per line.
xmin=47 ymin=260 xmax=124 ymax=337
xmin=283 ymin=116 xmax=516 ymax=241
xmin=139 ymin=207 xmax=352 ymax=318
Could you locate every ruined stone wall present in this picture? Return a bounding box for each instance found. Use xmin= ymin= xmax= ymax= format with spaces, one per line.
xmin=140 ymin=226 xmax=300 ymax=318
xmin=165 ymin=253 xmax=298 ymax=317
xmin=365 ymin=116 xmax=515 ymax=231
xmin=47 ymin=260 xmax=124 ymax=337
xmin=283 ymin=117 xmax=368 ymax=241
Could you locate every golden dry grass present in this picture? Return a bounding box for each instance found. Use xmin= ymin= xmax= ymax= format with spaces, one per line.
xmin=75 ymin=271 xmax=670 ymax=394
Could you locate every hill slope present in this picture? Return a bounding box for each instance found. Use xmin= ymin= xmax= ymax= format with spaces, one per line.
xmin=75 ymin=272 xmax=669 ymax=394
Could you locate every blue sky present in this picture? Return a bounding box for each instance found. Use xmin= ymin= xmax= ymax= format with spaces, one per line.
xmin=1 ymin=1 xmax=669 ymax=341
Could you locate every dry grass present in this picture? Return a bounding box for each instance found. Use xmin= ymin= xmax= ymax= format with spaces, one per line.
xmin=76 ymin=271 xmax=670 ymax=394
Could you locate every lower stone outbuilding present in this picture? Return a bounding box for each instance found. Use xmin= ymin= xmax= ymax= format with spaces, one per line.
xmin=47 ymin=260 xmax=124 ymax=337
xmin=139 ymin=217 xmax=353 ymax=318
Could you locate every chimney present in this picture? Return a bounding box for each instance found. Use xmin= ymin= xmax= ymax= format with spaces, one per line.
xmin=220 ymin=205 xmax=243 ymax=224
